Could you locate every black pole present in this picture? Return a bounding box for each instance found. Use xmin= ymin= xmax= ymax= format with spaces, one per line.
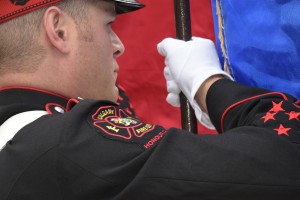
xmin=174 ymin=0 xmax=198 ymax=134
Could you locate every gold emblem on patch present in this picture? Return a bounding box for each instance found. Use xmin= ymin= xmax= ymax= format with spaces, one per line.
xmin=111 ymin=118 xmax=138 ymax=126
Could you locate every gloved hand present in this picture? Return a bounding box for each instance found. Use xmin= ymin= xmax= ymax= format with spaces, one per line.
xmin=157 ymin=37 xmax=233 ymax=129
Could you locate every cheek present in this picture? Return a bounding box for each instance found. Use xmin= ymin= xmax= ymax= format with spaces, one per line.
xmin=84 ymin=32 xmax=116 ymax=82
xmin=93 ymin=63 xmax=113 ymax=86
xmin=94 ymin=41 xmax=114 ymax=64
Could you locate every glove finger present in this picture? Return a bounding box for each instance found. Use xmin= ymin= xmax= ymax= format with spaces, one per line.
xmin=164 ymin=67 xmax=181 ymax=93
xmin=167 ymin=80 xmax=181 ymax=94
xmin=157 ymin=38 xmax=181 ymax=56
xmin=157 ymin=42 xmax=166 ymax=56
xmin=163 ymin=67 xmax=174 ymax=81
xmin=157 ymin=38 xmax=173 ymax=56
xmin=166 ymin=93 xmax=180 ymax=107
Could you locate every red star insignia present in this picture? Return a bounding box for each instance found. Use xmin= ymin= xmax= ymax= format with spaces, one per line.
xmin=274 ymin=124 xmax=291 ymax=136
xmin=269 ymin=101 xmax=285 ymax=112
xmin=261 ymin=112 xmax=276 ymax=123
xmin=285 ymin=111 xmax=300 ymax=121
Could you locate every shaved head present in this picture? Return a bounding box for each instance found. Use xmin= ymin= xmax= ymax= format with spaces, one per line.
xmin=0 ymin=0 xmax=99 ymax=74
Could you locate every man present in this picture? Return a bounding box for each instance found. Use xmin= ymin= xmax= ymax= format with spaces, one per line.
xmin=0 ymin=0 xmax=299 ymax=199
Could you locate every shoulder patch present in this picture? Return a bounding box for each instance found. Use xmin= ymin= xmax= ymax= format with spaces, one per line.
xmin=89 ymin=105 xmax=166 ymax=149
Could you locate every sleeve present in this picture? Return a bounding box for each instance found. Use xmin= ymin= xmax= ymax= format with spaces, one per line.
xmin=59 ymin=84 xmax=300 ymax=199
xmin=113 ymin=80 xmax=300 ymax=198
xmin=206 ymin=79 xmax=300 ymax=147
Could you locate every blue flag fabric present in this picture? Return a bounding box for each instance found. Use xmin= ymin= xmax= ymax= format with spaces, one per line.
xmin=211 ymin=0 xmax=300 ymax=98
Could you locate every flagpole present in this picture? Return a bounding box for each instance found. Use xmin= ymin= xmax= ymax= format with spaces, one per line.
xmin=174 ymin=0 xmax=198 ymax=134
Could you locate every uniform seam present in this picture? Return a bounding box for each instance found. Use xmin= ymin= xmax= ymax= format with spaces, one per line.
xmin=7 ymin=144 xmax=60 ymax=200
xmin=136 ymin=176 xmax=300 ymax=188
xmin=60 ymin=153 xmax=126 ymax=188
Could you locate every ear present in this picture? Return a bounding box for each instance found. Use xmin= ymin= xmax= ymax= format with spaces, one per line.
xmin=42 ymin=6 xmax=71 ymax=54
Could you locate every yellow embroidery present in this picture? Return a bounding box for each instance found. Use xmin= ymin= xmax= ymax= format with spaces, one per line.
xmin=136 ymin=124 xmax=153 ymax=134
xmin=97 ymin=109 xmax=114 ymax=120
xmin=106 ymin=126 xmax=119 ymax=133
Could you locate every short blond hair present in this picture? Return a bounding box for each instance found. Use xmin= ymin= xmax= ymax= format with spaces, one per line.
xmin=0 ymin=0 xmax=95 ymax=73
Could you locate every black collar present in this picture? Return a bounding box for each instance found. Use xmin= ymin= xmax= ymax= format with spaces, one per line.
xmin=0 ymin=87 xmax=69 ymax=124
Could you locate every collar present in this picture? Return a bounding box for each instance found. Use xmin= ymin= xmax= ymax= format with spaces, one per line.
xmin=0 ymin=86 xmax=69 ymax=124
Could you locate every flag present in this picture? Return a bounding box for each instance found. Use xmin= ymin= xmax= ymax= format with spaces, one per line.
xmin=114 ymin=0 xmax=216 ymax=134
xmin=211 ymin=0 xmax=300 ymax=99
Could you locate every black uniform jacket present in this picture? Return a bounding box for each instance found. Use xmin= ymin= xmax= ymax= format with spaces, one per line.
xmin=0 ymin=79 xmax=300 ymax=200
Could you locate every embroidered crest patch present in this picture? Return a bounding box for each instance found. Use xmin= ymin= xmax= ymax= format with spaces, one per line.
xmin=90 ymin=105 xmax=166 ymax=149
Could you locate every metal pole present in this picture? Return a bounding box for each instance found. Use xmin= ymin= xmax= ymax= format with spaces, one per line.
xmin=174 ymin=0 xmax=198 ymax=133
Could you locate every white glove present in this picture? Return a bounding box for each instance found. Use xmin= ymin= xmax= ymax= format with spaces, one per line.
xmin=164 ymin=67 xmax=181 ymax=107
xmin=157 ymin=37 xmax=233 ymax=129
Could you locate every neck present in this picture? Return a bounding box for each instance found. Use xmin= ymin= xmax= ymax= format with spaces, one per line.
xmin=0 ymin=61 xmax=71 ymax=98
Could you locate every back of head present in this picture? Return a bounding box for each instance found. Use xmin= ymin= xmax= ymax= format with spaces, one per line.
xmin=0 ymin=0 xmax=92 ymax=74
xmin=0 ymin=0 xmax=144 ymax=74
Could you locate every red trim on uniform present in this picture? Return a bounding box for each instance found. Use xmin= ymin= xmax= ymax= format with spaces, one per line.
xmin=129 ymin=102 xmax=134 ymax=110
xmin=45 ymin=103 xmax=66 ymax=114
xmin=125 ymin=108 xmax=132 ymax=115
xmin=66 ymin=98 xmax=79 ymax=111
xmin=118 ymin=95 xmax=124 ymax=101
xmin=295 ymin=100 xmax=300 ymax=108
xmin=117 ymin=84 xmax=127 ymax=92
xmin=0 ymin=86 xmax=69 ymax=100
xmin=0 ymin=0 xmax=61 ymax=23
xmin=220 ymin=92 xmax=289 ymax=132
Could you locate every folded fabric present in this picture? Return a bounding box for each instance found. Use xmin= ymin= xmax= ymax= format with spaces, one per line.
xmin=212 ymin=0 xmax=300 ymax=98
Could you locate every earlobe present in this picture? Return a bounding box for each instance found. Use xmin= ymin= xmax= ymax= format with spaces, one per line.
xmin=43 ymin=6 xmax=71 ymax=54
